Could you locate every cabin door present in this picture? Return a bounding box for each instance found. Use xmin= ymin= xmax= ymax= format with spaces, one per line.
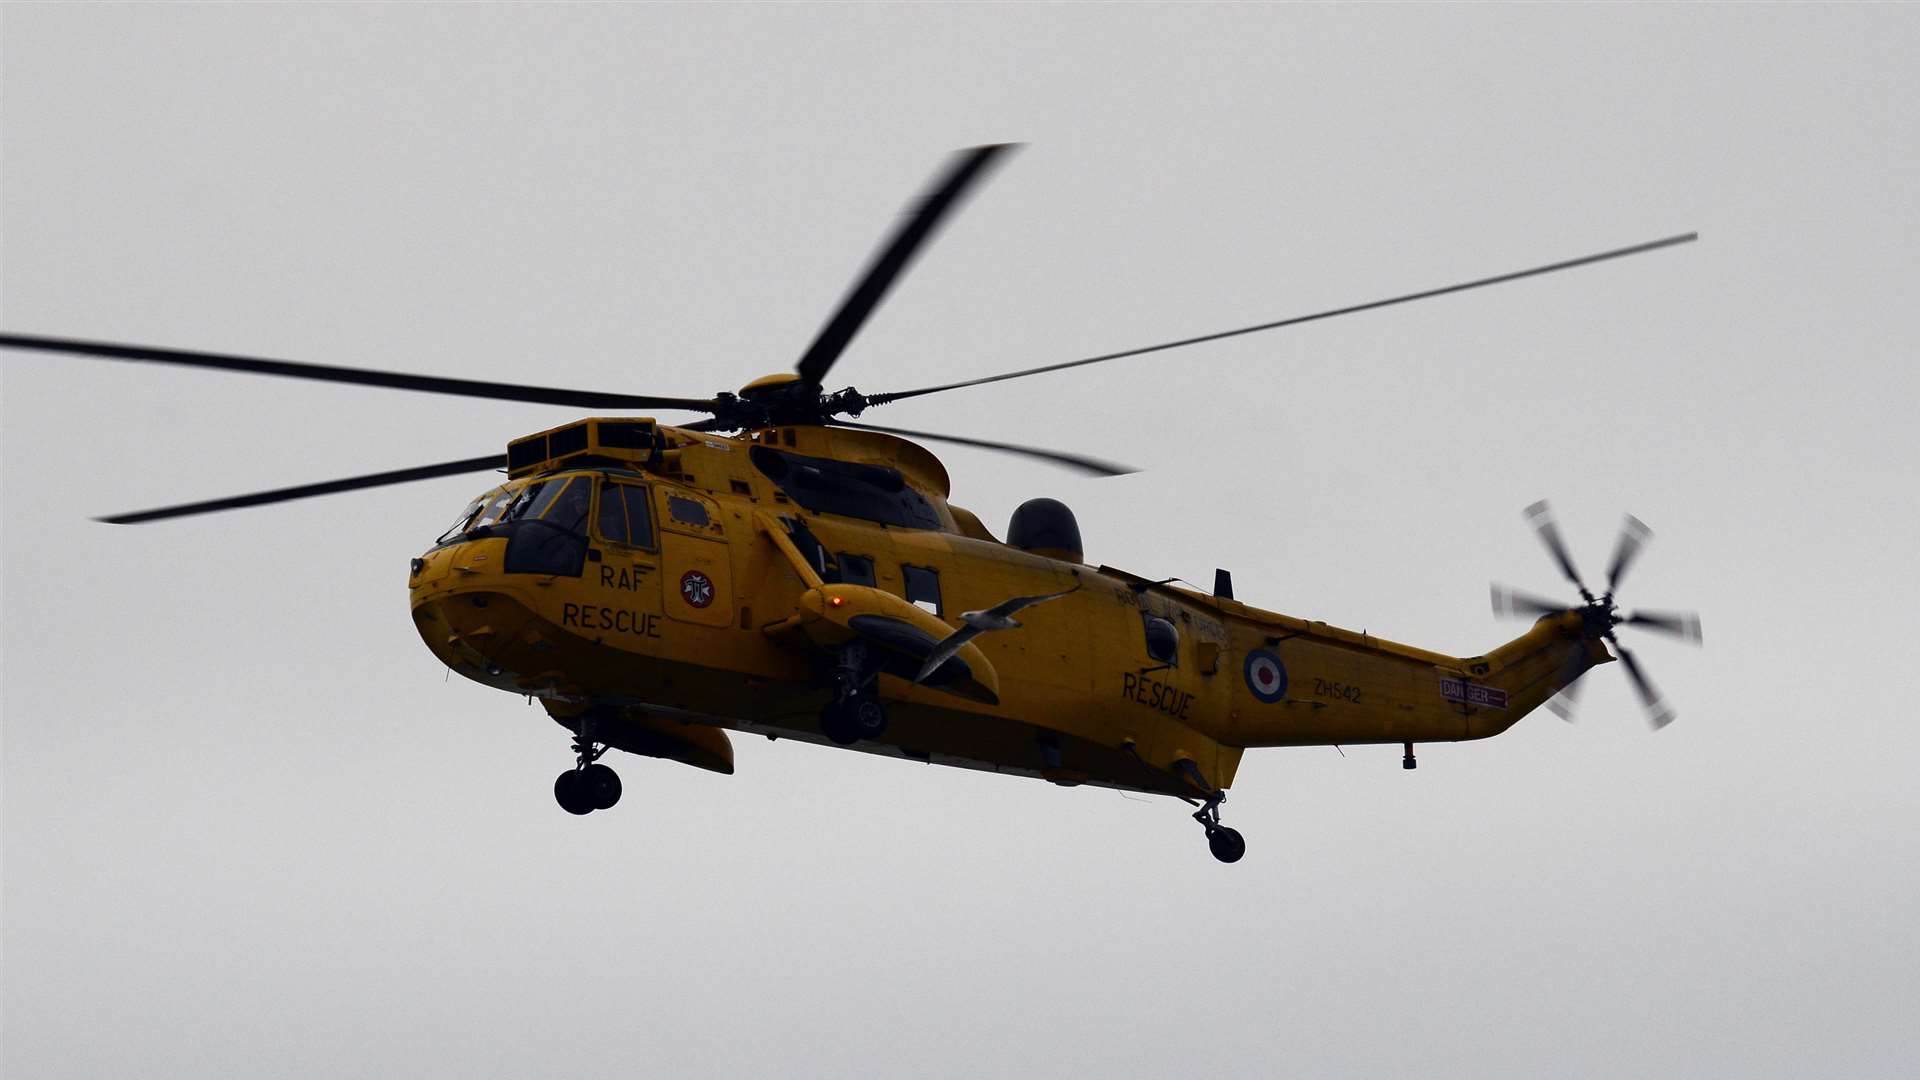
xmin=657 ymin=488 xmax=734 ymax=628
xmin=589 ymin=480 xmax=665 ymax=637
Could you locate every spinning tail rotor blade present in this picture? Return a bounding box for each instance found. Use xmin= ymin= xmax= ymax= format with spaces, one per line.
xmin=1546 ymin=674 xmax=1587 ymax=723
xmin=1624 ymin=609 xmax=1704 ymax=645
xmin=1544 ymin=642 xmax=1595 ymax=722
xmin=1613 ymin=642 xmax=1677 ymax=730
xmin=97 ymin=454 xmax=505 ymax=524
xmin=1523 ymin=499 xmax=1589 ymax=596
xmin=0 ymin=333 xmax=717 ymax=412
xmin=794 ymin=144 xmax=1017 ymax=388
xmin=1491 ymin=582 xmax=1570 ymax=619
xmin=834 ymin=420 xmax=1137 ymax=477
xmin=1605 ymin=514 xmax=1653 ymax=595
xmin=866 ymin=233 xmax=1697 ymax=407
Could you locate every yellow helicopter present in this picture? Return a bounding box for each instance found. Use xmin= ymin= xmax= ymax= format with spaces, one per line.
xmin=0 ymin=145 xmax=1702 ymax=863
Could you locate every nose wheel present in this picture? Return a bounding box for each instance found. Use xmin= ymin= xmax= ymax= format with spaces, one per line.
xmin=554 ymin=724 xmax=622 ymax=815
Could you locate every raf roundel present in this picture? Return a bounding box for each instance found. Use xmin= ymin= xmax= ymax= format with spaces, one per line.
xmin=1244 ymin=649 xmax=1288 ymax=703
xmin=679 ymin=570 xmax=715 ymax=609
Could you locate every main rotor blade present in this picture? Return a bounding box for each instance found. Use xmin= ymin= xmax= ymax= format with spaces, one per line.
xmin=1523 ymin=499 xmax=1589 ymax=596
xmin=867 ymin=232 xmax=1697 ymax=406
xmin=1490 ymin=582 xmax=1571 ymax=619
xmin=834 ymin=420 xmax=1136 ymax=477
xmin=1613 ymin=642 xmax=1677 ymax=730
xmin=794 ymin=144 xmax=1017 ymax=388
xmin=1624 ymin=609 xmax=1703 ymax=645
xmin=1605 ymin=513 xmax=1653 ymax=595
xmin=97 ymin=454 xmax=504 ymax=524
xmin=0 ymin=333 xmax=717 ymax=412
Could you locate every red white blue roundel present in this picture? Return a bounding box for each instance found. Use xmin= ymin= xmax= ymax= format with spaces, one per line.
xmin=679 ymin=570 xmax=715 ymax=609
xmin=1244 ymin=649 xmax=1288 ymax=703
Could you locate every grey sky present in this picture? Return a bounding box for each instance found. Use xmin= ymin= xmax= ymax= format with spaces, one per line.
xmin=4 ymin=5 xmax=1916 ymax=1078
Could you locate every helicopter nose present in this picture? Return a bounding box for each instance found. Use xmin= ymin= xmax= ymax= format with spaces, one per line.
xmin=409 ymin=539 xmax=535 ymax=686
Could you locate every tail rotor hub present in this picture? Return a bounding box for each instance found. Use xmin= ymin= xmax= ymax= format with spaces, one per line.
xmin=1578 ymin=598 xmax=1619 ymax=639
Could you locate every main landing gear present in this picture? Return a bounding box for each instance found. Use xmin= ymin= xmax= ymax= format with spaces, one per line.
xmin=819 ymin=641 xmax=889 ymax=746
xmin=554 ymin=725 xmax=622 ymax=816
xmin=1193 ymin=791 xmax=1246 ymax=864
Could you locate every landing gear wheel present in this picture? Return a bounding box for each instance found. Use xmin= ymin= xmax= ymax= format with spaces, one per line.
xmin=852 ymin=699 xmax=888 ymax=740
xmin=821 ymin=701 xmax=861 ymax=746
xmin=582 ymin=763 xmax=622 ymax=810
xmin=1207 ymin=826 xmax=1247 ymax=864
xmin=1191 ymin=789 xmax=1245 ymax=864
xmin=554 ymin=769 xmax=594 ymax=815
xmin=822 ymin=696 xmax=888 ymax=744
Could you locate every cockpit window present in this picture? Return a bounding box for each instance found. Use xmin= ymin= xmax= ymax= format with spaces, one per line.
xmin=501 ymin=477 xmax=591 ymax=577
xmin=435 ymin=486 xmax=509 ymax=544
xmin=597 ymin=481 xmax=655 ymax=548
xmin=436 ymin=496 xmax=486 ymax=545
xmin=544 ymin=479 xmax=594 ymax=534
xmin=502 ymin=477 xmax=580 ymax=525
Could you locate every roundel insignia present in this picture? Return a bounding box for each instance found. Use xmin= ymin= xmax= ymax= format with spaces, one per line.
xmin=679 ymin=570 xmax=715 ymax=609
xmin=1244 ymin=649 xmax=1287 ymax=703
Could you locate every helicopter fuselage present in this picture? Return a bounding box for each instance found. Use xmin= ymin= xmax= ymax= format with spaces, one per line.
xmin=409 ymin=421 xmax=1602 ymax=799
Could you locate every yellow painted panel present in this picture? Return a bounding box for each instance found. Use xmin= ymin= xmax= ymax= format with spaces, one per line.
xmin=662 ymin=531 xmax=733 ymax=627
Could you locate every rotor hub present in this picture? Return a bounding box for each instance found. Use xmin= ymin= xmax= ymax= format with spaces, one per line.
xmin=1578 ymin=597 xmax=1622 ymax=638
xmin=708 ymin=376 xmax=870 ymax=432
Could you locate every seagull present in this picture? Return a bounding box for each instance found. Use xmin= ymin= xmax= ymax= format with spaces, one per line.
xmin=915 ymin=585 xmax=1080 ymax=684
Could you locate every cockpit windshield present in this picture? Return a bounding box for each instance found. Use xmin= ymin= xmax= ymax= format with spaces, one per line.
xmin=502 ymin=477 xmax=590 ymax=530
xmin=433 ymin=476 xmax=595 ymax=547
xmin=435 ymin=486 xmax=510 ymax=545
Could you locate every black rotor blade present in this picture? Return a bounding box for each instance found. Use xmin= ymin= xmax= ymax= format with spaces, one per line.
xmin=867 ymin=232 xmax=1697 ymax=406
xmin=1613 ymin=641 xmax=1676 ymax=730
xmin=1624 ymin=609 xmax=1704 ymax=645
xmin=794 ymin=144 xmax=1017 ymax=388
xmin=1523 ymin=499 xmax=1589 ymax=596
xmin=0 ymin=333 xmax=717 ymax=412
xmin=834 ymin=420 xmax=1135 ymax=477
xmin=1491 ymin=582 xmax=1571 ymax=619
xmin=1605 ymin=513 xmax=1653 ymax=595
xmin=98 ymin=454 xmax=505 ymax=524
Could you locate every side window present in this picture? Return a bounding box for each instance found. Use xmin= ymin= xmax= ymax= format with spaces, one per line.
xmin=597 ymin=482 xmax=630 ymax=545
xmin=838 ymin=553 xmax=876 ymax=587
xmin=623 ymin=485 xmax=655 ymax=549
xmin=544 ymin=478 xmax=593 ymax=533
xmin=666 ymin=494 xmax=710 ymax=528
xmin=1143 ymin=614 xmax=1179 ymax=666
xmin=596 ymin=482 xmax=655 ymax=549
xmin=902 ymin=565 xmax=942 ymax=616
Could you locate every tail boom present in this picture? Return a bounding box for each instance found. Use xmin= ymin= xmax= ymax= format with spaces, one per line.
xmin=1216 ymin=611 xmax=1606 ymax=749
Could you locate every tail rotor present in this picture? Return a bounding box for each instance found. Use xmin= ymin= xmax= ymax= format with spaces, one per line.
xmin=1493 ymin=501 xmax=1703 ymax=730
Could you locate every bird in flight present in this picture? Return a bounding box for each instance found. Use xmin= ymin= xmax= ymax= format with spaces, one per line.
xmin=916 ymin=586 xmax=1081 ymax=684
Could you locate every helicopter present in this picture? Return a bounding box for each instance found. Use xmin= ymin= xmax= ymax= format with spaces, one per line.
xmin=0 ymin=144 xmax=1703 ymax=863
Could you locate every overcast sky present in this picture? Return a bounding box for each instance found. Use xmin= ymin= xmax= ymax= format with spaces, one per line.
xmin=4 ymin=5 xmax=1917 ymax=1078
